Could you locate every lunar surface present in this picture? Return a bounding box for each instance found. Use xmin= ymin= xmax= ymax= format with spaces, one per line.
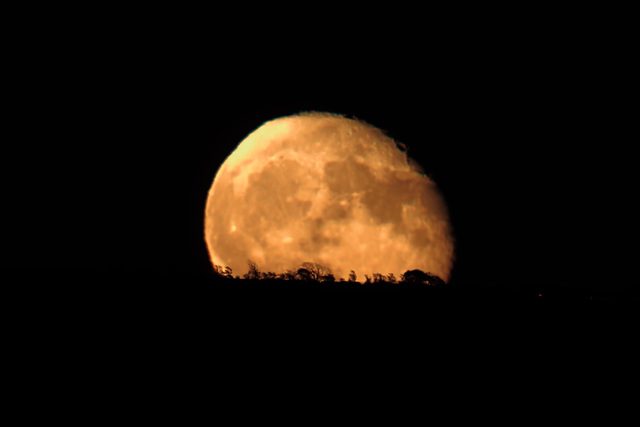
xmin=204 ymin=112 xmax=454 ymax=281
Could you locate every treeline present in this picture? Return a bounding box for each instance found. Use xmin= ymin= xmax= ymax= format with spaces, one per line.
xmin=212 ymin=260 xmax=445 ymax=287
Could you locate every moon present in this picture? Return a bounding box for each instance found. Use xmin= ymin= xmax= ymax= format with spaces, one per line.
xmin=204 ymin=112 xmax=455 ymax=281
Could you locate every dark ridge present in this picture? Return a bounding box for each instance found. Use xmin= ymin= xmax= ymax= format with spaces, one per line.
xmin=4 ymin=269 xmax=637 ymax=355
xmin=4 ymin=269 xmax=637 ymax=308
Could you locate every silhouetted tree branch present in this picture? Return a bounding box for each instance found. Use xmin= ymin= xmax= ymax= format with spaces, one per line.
xmin=348 ymin=270 xmax=357 ymax=283
xmin=263 ymin=271 xmax=277 ymax=280
xmin=373 ymin=273 xmax=385 ymax=283
xmin=296 ymin=268 xmax=311 ymax=281
xmin=299 ymin=262 xmax=332 ymax=281
xmin=213 ymin=264 xmax=233 ymax=279
xmin=211 ymin=262 xmax=445 ymax=288
xmin=280 ymin=269 xmax=297 ymax=280
xmin=244 ymin=259 xmax=261 ymax=280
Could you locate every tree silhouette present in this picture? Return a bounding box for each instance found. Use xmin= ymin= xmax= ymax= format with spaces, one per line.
xmin=280 ymin=269 xmax=297 ymax=281
xmin=402 ymin=269 xmax=427 ymax=283
xmin=401 ymin=269 xmax=445 ymax=286
xmin=210 ymin=261 xmax=447 ymax=289
xmin=296 ymin=267 xmax=312 ymax=281
xmin=320 ymin=273 xmax=335 ymax=283
xmin=213 ymin=264 xmax=233 ymax=279
xmin=299 ymin=262 xmax=332 ymax=281
xmin=373 ymin=273 xmax=386 ymax=283
xmin=263 ymin=271 xmax=277 ymax=280
xmin=348 ymin=270 xmax=357 ymax=283
xmin=244 ymin=259 xmax=261 ymax=280
xmin=220 ymin=266 xmax=233 ymax=279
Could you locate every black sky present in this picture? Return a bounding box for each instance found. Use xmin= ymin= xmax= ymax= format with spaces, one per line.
xmin=4 ymin=10 xmax=639 ymax=415
xmin=2 ymin=10 xmax=631 ymax=291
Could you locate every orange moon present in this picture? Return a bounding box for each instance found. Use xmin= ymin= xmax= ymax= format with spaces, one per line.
xmin=204 ymin=112 xmax=455 ymax=281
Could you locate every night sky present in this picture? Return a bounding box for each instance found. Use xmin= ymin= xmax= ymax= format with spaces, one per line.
xmin=3 ymin=11 xmax=638 ymax=413
xmin=2 ymin=11 xmax=632 ymax=296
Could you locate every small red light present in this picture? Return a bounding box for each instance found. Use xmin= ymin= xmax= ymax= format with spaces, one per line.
xmin=538 ymin=293 xmax=543 ymax=297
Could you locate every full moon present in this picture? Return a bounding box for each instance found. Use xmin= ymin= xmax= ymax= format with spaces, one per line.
xmin=204 ymin=112 xmax=455 ymax=281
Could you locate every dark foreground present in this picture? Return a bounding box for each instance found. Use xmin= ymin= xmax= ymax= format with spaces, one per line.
xmin=4 ymin=270 xmax=637 ymax=421
xmin=4 ymin=271 xmax=637 ymax=325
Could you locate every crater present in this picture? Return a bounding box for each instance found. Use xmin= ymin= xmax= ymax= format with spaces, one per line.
xmin=324 ymin=156 xmax=375 ymax=194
